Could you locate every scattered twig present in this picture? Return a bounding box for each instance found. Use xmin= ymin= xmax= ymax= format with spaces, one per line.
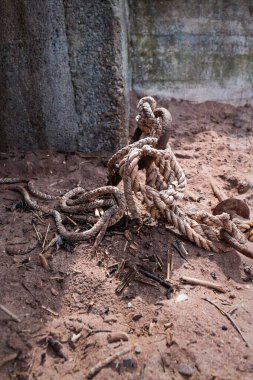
xmin=31 ymin=210 xmax=45 ymax=224
xmin=42 ymin=223 xmax=50 ymax=249
xmin=181 ymin=276 xmax=226 ymax=293
xmin=135 ymin=276 xmax=158 ymax=288
xmin=41 ymin=305 xmax=59 ymax=317
xmin=22 ymin=283 xmax=40 ymax=304
xmin=137 ymin=267 xmax=173 ymax=292
xmin=7 ymin=240 xmax=29 ymax=245
xmin=0 ymin=352 xmax=18 ymax=368
xmin=0 ymin=304 xmax=21 ymax=322
xmin=203 ymin=298 xmax=249 ymax=346
xmin=93 ymin=218 xmax=110 ymax=251
xmin=115 ymin=269 xmax=135 ymax=294
xmin=166 ymin=248 xmax=173 ymax=281
xmin=107 ymin=262 xmax=121 ymax=270
xmin=86 ymin=345 xmax=134 ymax=379
xmin=177 ymin=240 xmax=189 ymax=256
xmin=138 ymin=363 xmax=146 ymax=380
xmin=66 ymin=215 xmax=78 ymax=226
xmin=154 ymin=253 xmax=163 ymax=271
xmin=207 ymin=173 xmax=227 ymax=202
xmin=32 ymin=223 xmax=42 ymax=241
xmin=115 ymin=260 xmax=126 ymax=278
xmin=44 ymin=235 xmax=58 ymax=252
xmin=49 ymin=179 xmax=64 ymax=187
xmin=71 ymin=352 xmax=78 ymax=372
xmin=88 ymin=329 xmax=112 ymax=337
xmin=172 ymin=240 xmax=188 ymax=261
xmin=28 ymin=348 xmax=37 ymax=379
xmin=123 ymin=241 xmax=128 ymax=252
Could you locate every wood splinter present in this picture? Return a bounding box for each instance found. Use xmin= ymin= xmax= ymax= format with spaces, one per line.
xmin=86 ymin=345 xmax=134 ymax=379
xmin=181 ymin=276 xmax=226 ymax=293
xmin=166 ymin=248 xmax=173 ymax=281
xmin=0 ymin=304 xmax=21 ymax=322
xmin=0 ymin=352 xmax=18 ymax=368
xmin=203 ymin=297 xmax=249 ymax=347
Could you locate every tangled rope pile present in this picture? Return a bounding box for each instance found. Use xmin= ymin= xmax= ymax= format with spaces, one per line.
xmin=108 ymin=97 xmax=248 ymax=254
xmin=1 ymin=96 xmax=252 ymax=258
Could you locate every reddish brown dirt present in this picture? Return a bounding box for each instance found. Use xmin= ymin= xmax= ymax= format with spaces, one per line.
xmin=0 ymin=95 xmax=253 ymax=380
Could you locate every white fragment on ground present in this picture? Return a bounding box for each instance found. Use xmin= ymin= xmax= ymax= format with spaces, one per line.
xmin=71 ymin=332 xmax=82 ymax=343
xmin=175 ymin=294 xmax=189 ymax=303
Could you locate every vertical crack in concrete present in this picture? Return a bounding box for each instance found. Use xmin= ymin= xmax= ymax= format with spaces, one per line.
xmin=62 ymin=0 xmax=81 ymax=151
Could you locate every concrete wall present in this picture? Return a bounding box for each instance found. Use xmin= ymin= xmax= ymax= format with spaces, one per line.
xmin=0 ymin=0 xmax=128 ymax=152
xmin=1 ymin=0 xmax=253 ymax=152
xmin=129 ymin=0 xmax=253 ymax=105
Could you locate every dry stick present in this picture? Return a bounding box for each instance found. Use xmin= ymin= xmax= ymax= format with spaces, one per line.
xmin=135 ymin=276 xmax=158 ymax=288
xmin=88 ymin=329 xmax=112 ymax=337
xmin=138 ymin=267 xmax=172 ymax=291
xmin=209 ymin=177 xmax=227 ymax=202
xmin=33 ymin=223 xmax=42 ymax=242
xmin=42 ymin=223 xmax=50 ymax=249
xmin=0 ymin=304 xmax=21 ymax=322
xmin=139 ymin=363 xmax=146 ymax=380
xmin=66 ymin=215 xmax=77 ymax=226
xmin=178 ymin=241 xmax=189 ymax=256
xmin=115 ymin=270 xmax=135 ymax=294
xmin=154 ymin=253 xmax=163 ymax=270
xmin=203 ymin=168 xmax=227 ymax=202
xmin=31 ymin=210 xmax=45 ymax=224
xmin=181 ymin=276 xmax=226 ymax=293
xmin=203 ymin=298 xmax=249 ymax=346
xmin=41 ymin=305 xmax=59 ymax=317
xmin=93 ymin=218 xmax=110 ymax=251
xmin=172 ymin=241 xmax=189 ymax=262
xmin=86 ymin=345 xmax=134 ymax=379
xmin=44 ymin=235 xmax=58 ymax=252
xmin=166 ymin=249 xmax=174 ymax=281
xmin=0 ymin=352 xmax=18 ymax=368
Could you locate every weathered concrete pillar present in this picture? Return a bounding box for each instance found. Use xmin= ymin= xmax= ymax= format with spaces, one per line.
xmin=63 ymin=0 xmax=129 ymax=152
xmin=0 ymin=0 xmax=128 ymax=152
xmin=0 ymin=0 xmax=79 ymax=151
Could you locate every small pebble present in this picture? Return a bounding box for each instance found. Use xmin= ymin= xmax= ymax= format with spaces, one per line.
xmin=238 ymin=181 xmax=249 ymax=194
xmin=71 ymin=333 xmax=82 ymax=343
xmin=132 ymin=314 xmax=142 ymax=321
xmin=222 ymin=325 xmax=228 ymax=331
xmin=50 ymin=287 xmax=59 ymax=296
xmin=244 ymin=266 xmax=252 ymax=275
xmin=107 ymin=332 xmax=129 ymax=343
xmin=135 ymin=346 xmax=142 ymax=355
xmin=178 ymin=363 xmax=193 ymax=377
xmin=127 ymin=302 xmax=133 ymax=308
xmin=123 ymin=357 xmax=136 ymax=369
xmin=176 ymin=294 xmax=189 ymax=303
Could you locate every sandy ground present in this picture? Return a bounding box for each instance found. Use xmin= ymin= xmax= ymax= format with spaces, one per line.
xmin=0 ymin=94 xmax=253 ymax=380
